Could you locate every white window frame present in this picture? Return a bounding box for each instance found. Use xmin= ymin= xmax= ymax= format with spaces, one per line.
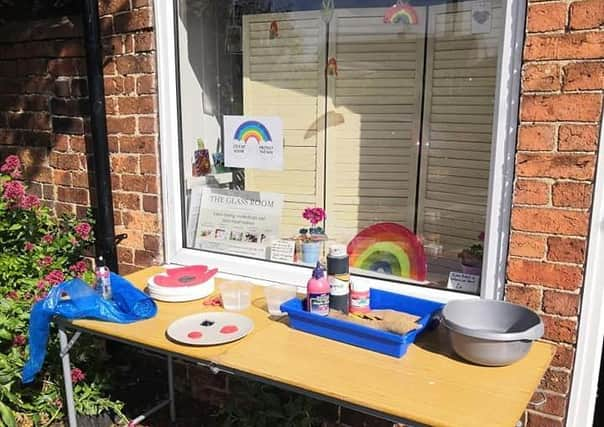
xmin=153 ymin=0 xmax=526 ymax=303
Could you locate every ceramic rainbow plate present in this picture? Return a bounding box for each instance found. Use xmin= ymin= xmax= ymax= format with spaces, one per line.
xmin=147 ymin=265 xmax=217 ymax=302
xmin=347 ymin=223 xmax=427 ymax=282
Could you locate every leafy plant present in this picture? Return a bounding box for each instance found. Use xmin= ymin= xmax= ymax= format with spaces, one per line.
xmin=0 ymin=155 xmax=124 ymax=426
xmin=211 ymin=376 xmax=323 ymax=427
xmin=457 ymin=232 xmax=485 ymax=267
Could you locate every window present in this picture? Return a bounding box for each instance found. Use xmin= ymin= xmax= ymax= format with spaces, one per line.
xmin=157 ymin=0 xmax=524 ymax=298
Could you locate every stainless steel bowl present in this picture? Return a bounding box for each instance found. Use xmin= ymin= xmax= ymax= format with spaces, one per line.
xmin=441 ymin=299 xmax=544 ymax=366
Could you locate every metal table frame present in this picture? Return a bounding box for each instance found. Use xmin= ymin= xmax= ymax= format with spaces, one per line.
xmin=57 ymin=322 xmax=423 ymax=427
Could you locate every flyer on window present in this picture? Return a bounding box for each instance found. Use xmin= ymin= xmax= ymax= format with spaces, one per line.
xmin=223 ymin=115 xmax=284 ymax=170
xmin=194 ymin=188 xmax=283 ymax=258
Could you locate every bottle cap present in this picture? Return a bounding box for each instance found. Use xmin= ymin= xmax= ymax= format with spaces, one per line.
xmin=328 ymin=244 xmax=347 ymax=257
xmin=312 ymin=262 xmax=325 ymax=279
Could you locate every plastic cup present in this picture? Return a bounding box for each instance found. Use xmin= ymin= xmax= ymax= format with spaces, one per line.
xmin=219 ymin=281 xmax=252 ymax=311
xmin=264 ymin=285 xmax=297 ymax=316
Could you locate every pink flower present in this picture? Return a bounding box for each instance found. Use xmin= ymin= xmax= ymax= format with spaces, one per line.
xmin=42 ymin=234 xmax=54 ymax=244
xmin=74 ymin=222 xmax=92 ymax=240
xmin=24 ymin=242 xmax=35 ymax=252
xmin=36 ymin=280 xmax=48 ymax=290
xmin=5 ymin=290 xmax=18 ymax=300
xmin=0 ymin=155 xmax=22 ymax=178
xmin=12 ymin=334 xmax=26 ymax=347
xmin=35 ymin=291 xmax=48 ymax=302
xmin=19 ymin=194 xmax=40 ymax=210
xmin=69 ymin=260 xmax=88 ymax=276
xmin=2 ymin=180 xmax=25 ymax=204
xmin=302 ymin=207 xmax=326 ymax=225
xmin=71 ymin=368 xmax=86 ymax=384
xmin=38 ymin=256 xmax=53 ymax=267
xmin=54 ymin=399 xmax=63 ymax=408
xmin=45 ymin=270 xmax=65 ymax=285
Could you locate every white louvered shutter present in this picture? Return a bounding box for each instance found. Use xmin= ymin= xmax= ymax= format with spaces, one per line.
xmin=324 ymin=7 xmax=426 ymax=244
xmin=242 ymin=11 xmax=327 ymax=237
xmin=416 ymin=1 xmax=503 ymax=256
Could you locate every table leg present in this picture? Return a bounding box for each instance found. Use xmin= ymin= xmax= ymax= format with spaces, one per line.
xmin=59 ymin=328 xmax=77 ymax=427
xmin=167 ymin=355 xmax=176 ymax=423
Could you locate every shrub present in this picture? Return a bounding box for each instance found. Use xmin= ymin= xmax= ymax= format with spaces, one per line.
xmin=0 ymin=155 xmax=124 ymax=426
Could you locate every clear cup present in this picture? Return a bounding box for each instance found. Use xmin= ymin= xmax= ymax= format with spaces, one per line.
xmin=219 ymin=281 xmax=252 ymax=311
xmin=264 ymin=285 xmax=297 ymax=316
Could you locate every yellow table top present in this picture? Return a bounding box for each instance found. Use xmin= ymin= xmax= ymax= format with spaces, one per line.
xmin=69 ymin=267 xmax=554 ymax=427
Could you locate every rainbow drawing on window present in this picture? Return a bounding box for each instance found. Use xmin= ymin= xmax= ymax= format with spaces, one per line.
xmin=383 ymin=2 xmax=418 ymax=25
xmin=234 ymin=120 xmax=272 ymax=144
xmin=347 ymin=223 xmax=427 ymax=281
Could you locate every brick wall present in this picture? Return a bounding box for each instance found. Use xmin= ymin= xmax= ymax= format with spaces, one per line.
xmin=0 ymin=0 xmax=162 ymax=274
xmin=506 ymin=0 xmax=604 ymax=425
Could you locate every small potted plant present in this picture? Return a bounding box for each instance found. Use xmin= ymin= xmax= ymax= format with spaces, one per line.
xmin=299 ymin=207 xmax=327 ymax=264
xmin=458 ymin=232 xmax=484 ymax=276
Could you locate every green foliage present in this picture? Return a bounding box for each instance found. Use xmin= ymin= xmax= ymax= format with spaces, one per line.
xmin=211 ymin=377 xmax=323 ymax=427
xmin=0 ymin=156 xmax=124 ymax=426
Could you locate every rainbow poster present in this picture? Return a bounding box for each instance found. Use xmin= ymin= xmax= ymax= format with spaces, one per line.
xmin=383 ymin=2 xmax=418 ymax=25
xmin=347 ymin=222 xmax=427 ymax=282
xmin=224 ymin=116 xmax=283 ymax=170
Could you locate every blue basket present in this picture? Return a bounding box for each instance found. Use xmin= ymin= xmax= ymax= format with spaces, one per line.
xmin=280 ymin=289 xmax=443 ymax=357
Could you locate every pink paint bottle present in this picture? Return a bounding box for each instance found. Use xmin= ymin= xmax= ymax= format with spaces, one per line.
xmin=350 ymin=280 xmax=370 ymax=314
xmin=306 ymin=262 xmax=330 ymax=316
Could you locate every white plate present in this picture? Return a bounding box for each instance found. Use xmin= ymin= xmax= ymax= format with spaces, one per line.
xmin=166 ymin=312 xmax=253 ymax=346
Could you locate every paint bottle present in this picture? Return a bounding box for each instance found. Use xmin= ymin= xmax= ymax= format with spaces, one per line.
xmin=349 ymin=280 xmax=370 ymax=314
xmin=327 ymin=244 xmax=349 ymax=313
xmin=95 ymin=256 xmax=112 ymax=300
xmin=306 ymin=262 xmax=329 ymax=316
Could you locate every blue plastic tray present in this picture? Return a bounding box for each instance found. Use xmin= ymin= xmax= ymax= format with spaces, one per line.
xmin=280 ymin=289 xmax=443 ymax=357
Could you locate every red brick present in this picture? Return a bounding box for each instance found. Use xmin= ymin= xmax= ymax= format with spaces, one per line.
xmin=143 ymin=234 xmax=160 ymax=252
xmin=99 ymin=0 xmax=131 ymax=16
xmin=140 ymin=154 xmax=157 ymax=174
xmin=543 ymin=291 xmax=580 ymax=316
xmin=70 ymin=79 xmax=87 ymax=97
xmin=55 ymin=201 xmax=75 ymax=216
xmin=118 ymin=136 xmax=155 ymax=154
xmin=117 ymin=246 xmax=133 ymax=264
xmin=42 ymin=184 xmax=54 ymax=200
xmin=122 ymin=174 xmax=157 ymax=193
xmin=103 ymin=58 xmax=117 ymax=76
xmin=49 ymin=152 xmax=81 ymax=170
xmin=547 ymin=237 xmax=586 ymax=263
xmin=509 ymin=232 xmax=546 ymax=259
xmin=143 ymin=194 xmax=158 ymax=212
xmin=132 ymin=0 xmax=149 ymax=7
xmin=116 ymin=54 xmax=155 ymax=75
xmin=118 ymin=264 xmax=140 ymax=275
xmin=111 ymin=154 xmax=139 ymax=173
xmin=123 ymin=211 xmax=160 ymax=233
xmin=50 ymin=98 xmax=87 ymax=116
xmin=71 ymin=171 xmax=90 ymax=189
xmin=70 ymin=135 xmax=87 ymax=153
xmin=552 ymin=182 xmax=592 ymax=208
xmin=102 ymin=35 xmax=125 ymax=56
xmin=507 ymin=259 xmax=583 ymax=290
xmin=136 ymin=75 xmax=156 ymax=94
xmin=511 ymin=207 xmax=590 ymax=236
xmin=523 ymin=63 xmax=560 ymax=91
xmin=16 ymin=58 xmax=47 ymax=76
xmin=517 ymin=125 xmax=555 ymax=151
xmin=516 ymin=153 xmax=595 ymax=180
xmin=526 ymin=410 xmax=564 ymax=427
xmin=558 ymin=124 xmax=599 ymax=151
xmin=114 ymin=9 xmax=153 ymax=33
xmin=118 ymin=96 xmax=155 ymax=114
xmin=569 ymin=0 xmax=604 ymax=30
xmin=542 ymin=316 xmax=578 ymax=344
xmin=57 ymin=186 xmax=89 ymax=204
xmin=104 ymin=76 xmax=135 ymax=95
xmin=138 ymin=116 xmax=156 ymax=134
xmin=527 ymin=2 xmax=567 ymax=32
xmin=134 ymin=33 xmax=155 ymax=52
xmin=505 ymin=284 xmax=541 ymax=310
xmin=8 ymin=111 xmax=51 ymax=130
xmin=524 ymin=32 xmax=604 ymax=60
xmin=562 ymin=62 xmax=604 ymax=91
xmin=514 ymin=179 xmax=549 ymax=205
xmin=23 ymin=76 xmax=53 ymax=94
xmin=552 ymin=345 xmax=574 ymax=369
xmin=47 ymin=58 xmax=84 ymax=76
xmin=52 ymin=117 xmax=84 ymax=135
xmin=520 ymin=94 xmax=602 ymax=122
xmin=106 ymin=116 xmax=136 ymax=134
xmin=113 ymin=192 xmax=141 ymax=210
xmin=52 ymin=169 xmax=71 ymax=186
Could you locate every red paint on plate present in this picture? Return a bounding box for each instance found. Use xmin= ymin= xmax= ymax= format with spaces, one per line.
xmin=187 ymin=331 xmax=203 ymax=339
xmin=220 ymin=325 xmax=239 ymax=334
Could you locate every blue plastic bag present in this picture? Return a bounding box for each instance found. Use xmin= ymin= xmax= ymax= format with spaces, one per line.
xmin=22 ymin=273 xmax=157 ymax=383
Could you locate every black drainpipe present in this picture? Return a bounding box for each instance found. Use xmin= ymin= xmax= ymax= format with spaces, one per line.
xmin=81 ymin=0 xmax=119 ymax=272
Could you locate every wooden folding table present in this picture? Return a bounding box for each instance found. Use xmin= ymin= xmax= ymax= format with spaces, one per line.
xmin=57 ymin=267 xmax=554 ymax=427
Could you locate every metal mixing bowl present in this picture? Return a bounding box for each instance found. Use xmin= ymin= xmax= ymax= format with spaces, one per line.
xmin=441 ymin=299 xmax=544 ymax=366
